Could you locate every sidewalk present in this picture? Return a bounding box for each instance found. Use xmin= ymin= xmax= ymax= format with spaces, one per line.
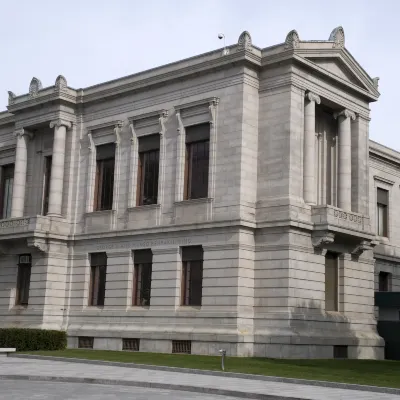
xmin=1 ymin=356 xmax=399 ymax=400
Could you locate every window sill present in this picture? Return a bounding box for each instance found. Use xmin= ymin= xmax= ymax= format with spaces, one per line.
xmin=128 ymin=305 xmax=150 ymax=310
xmin=174 ymin=198 xmax=213 ymax=206
xmin=13 ymin=304 xmax=28 ymax=310
xmin=177 ymin=305 xmax=202 ymax=311
xmin=87 ymin=305 xmax=105 ymax=309
xmin=128 ymin=204 xmax=161 ymax=211
xmin=86 ymin=209 xmax=115 ymax=216
xmin=377 ymin=236 xmax=390 ymax=244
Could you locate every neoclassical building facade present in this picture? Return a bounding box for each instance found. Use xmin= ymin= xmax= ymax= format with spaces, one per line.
xmin=0 ymin=27 xmax=398 ymax=359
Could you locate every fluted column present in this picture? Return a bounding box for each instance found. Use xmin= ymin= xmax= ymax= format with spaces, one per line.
xmin=47 ymin=119 xmax=72 ymax=216
xmin=11 ymin=129 xmax=33 ymax=218
xmin=303 ymin=92 xmax=321 ymax=204
xmin=334 ymin=109 xmax=356 ymax=211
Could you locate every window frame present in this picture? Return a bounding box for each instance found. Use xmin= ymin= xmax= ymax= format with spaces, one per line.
xmin=137 ymin=149 xmax=160 ymax=206
xmin=89 ymin=253 xmax=107 ymax=307
xmin=94 ymin=156 xmax=115 ymax=212
xmin=0 ymin=163 xmax=14 ymax=219
xmin=325 ymin=252 xmax=339 ymax=312
xmin=181 ymin=246 xmax=204 ymax=307
xmin=377 ymin=187 xmax=389 ymax=238
xmin=42 ymin=155 xmax=52 ymax=216
xmin=16 ymin=254 xmax=32 ymax=307
xmin=379 ymin=271 xmax=391 ymax=292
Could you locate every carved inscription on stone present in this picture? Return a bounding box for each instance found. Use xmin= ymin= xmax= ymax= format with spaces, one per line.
xmin=0 ymin=218 xmax=30 ymax=229
xmin=333 ymin=210 xmax=362 ymax=224
xmin=96 ymin=238 xmax=192 ymax=251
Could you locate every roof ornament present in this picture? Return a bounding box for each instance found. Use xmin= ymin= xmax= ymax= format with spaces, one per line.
xmin=7 ymin=91 xmax=16 ymax=105
xmin=372 ymin=77 xmax=380 ymax=90
xmin=237 ymin=30 xmax=252 ymax=52
xmin=285 ymin=29 xmax=300 ymax=49
xmin=55 ymin=75 xmax=67 ymax=92
xmin=29 ymin=77 xmax=42 ymax=97
xmin=329 ymin=26 xmax=345 ymax=48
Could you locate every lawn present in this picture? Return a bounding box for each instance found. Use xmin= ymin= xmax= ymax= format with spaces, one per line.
xmin=20 ymin=349 xmax=400 ymax=389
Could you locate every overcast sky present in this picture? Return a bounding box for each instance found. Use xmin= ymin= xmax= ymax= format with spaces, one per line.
xmin=0 ymin=0 xmax=398 ymax=149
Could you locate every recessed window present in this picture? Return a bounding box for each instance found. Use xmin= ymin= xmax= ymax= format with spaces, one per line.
xmin=133 ymin=249 xmax=153 ymax=306
xmin=89 ymin=252 xmax=107 ymax=307
xmin=333 ymin=345 xmax=348 ymax=359
xmin=184 ymin=124 xmax=210 ymax=200
xmin=122 ymin=338 xmax=140 ymax=351
xmin=78 ymin=337 xmax=94 ymax=349
xmin=325 ymin=252 xmax=338 ymax=312
xmin=42 ymin=156 xmax=52 ymax=215
xmin=137 ymin=135 xmax=160 ymax=206
xmin=377 ymin=188 xmax=389 ymax=237
xmin=0 ymin=164 xmax=14 ymax=219
xmin=94 ymin=143 xmax=115 ymax=211
xmin=379 ymin=271 xmax=391 ymax=292
xmin=172 ymin=340 xmax=191 ymax=354
xmin=181 ymin=246 xmax=203 ymax=306
xmin=16 ymin=254 xmax=32 ymax=306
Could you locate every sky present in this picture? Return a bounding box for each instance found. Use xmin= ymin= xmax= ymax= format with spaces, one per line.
xmin=0 ymin=0 xmax=398 ymax=149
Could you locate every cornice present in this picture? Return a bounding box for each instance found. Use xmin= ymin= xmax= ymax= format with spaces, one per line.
xmin=174 ymin=97 xmax=220 ymax=112
xmin=128 ymin=109 xmax=168 ymax=123
xmin=86 ymin=119 xmax=123 ymax=133
xmin=373 ymin=175 xmax=395 ymax=186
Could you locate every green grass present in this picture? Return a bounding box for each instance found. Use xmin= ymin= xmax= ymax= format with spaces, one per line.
xmin=20 ymin=349 xmax=400 ymax=389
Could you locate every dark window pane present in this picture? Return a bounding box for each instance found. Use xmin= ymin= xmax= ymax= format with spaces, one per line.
xmin=95 ymin=158 xmax=115 ymax=211
xmin=138 ymin=150 xmax=159 ymax=205
xmin=90 ymin=253 xmax=107 ymax=306
xmin=1 ymin=164 xmax=14 ymax=219
xmin=186 ymin=140 xmax=209 ymax=200
xmin=379 ymin=271 xmax=390 ymax=292
xmin=42 ymin=156 xmax=52 ymax=215
xmin=182 ymin=260 xmax=203 ymax=307
xmin=16 ymin=255 xmax=32 ymax=306
xmin=134 ymin=263 xmax=152 ymax=306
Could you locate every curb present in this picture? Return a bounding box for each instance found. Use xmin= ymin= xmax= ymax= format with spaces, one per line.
xmin=9 ymin=354 xmax=400 ymax=396
xmin=0 ymin=374 xmax=304 ymax=400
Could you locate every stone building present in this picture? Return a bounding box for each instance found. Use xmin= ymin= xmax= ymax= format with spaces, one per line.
xmin=0 ymin=27 xmax=398 ymax=359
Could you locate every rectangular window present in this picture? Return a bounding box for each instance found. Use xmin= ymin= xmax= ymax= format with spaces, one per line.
xmin=133 ymin=249 xmax=153 ymax=306
xmin=16 ymin=254 xmax=32 ymax=306
xmin=184 ymin=124 xmax=210 ymax=200
xmin=89 ymin=252 xmax=107 ymax=307
xmin=42 ymin=156 xmax=52 ymax=215
xmin=325 ymin=252 xmax=338 ymax=312
xmin=137 ymin=135 xmax=160 ymax=206
xmin=0 ymin=164 xmax=14 ymax=219
xmin=377 ymin=188 xmax=389 ymax=237
xmin=94 ymin=143 xmax=115 ymax=211
xmin=181 ymin=246 xmax=203 ymax=306
xmin=379 ymin=271 xmax=391 ymax=292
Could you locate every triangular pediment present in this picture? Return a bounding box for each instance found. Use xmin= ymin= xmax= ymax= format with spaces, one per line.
xmin=297 ymin=50 xmax=379 ymax=100
xmin=307 ymin=57 xmax=361 ymax=86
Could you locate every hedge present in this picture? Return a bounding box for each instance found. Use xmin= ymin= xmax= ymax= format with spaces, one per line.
xmin=0 ymin=328 xmax=67 ymax=351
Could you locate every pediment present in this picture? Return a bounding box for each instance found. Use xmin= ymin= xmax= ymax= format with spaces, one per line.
xmin=307 ymin=57 xmax=361 ymax=86
xmin=300 ymin=53 xmax=379 ymax=99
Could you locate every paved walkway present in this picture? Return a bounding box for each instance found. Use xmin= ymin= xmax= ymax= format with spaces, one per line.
xmin=0 ymin=357 xmax=399 ymax=400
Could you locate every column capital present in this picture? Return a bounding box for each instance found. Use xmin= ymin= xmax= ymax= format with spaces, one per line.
xmin=333 ymin=109 xmax=356 ymax=121
xmin=50 ymin=118 xmax=72 ymax=129
xmin=14 ymin=128 xmax=33 ymax=140
xmin=305 ymin=91 xmax=321 ymax=104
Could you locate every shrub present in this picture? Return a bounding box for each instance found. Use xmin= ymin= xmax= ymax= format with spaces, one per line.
xmin=0 ymin=328 xmax=67 ymax=351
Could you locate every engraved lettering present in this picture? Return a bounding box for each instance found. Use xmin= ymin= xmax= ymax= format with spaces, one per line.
xmin=95 ymin=238 xmax=193 ymax=251
xmin=333 ymin=210 xmax=362 ymax=224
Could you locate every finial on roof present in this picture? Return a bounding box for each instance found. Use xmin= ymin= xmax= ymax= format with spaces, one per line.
xmin=372 ymin=77 xmax=380 ymax=89
xmin=285 ymin=30 xmax=300 ymax=49
xmin=7 ymin=91 xmax=16 ymax=105
xmin=29 ymin=77 xmax=42 ymax=97
xmin=55 ymin=75 xmax=67 ymax=92
xmin=237 ymin=31 xmax=252 ymax=51
xmin=329 ymin=26 xmax=345 ymax=48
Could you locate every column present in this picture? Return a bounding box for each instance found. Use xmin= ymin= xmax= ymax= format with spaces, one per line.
xmin=303 ymin=92 xmax=321 ymax=204
xmin=47 ymin=119 xmax=71 ymax=216
xmin=11 ymin=129 xmax=32 ymax=218
xmin=334 ymin=109 xmax=356 ymax=211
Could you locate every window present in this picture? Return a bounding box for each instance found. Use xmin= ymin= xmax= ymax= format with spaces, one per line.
xmin=172 ymin=340 xmax=191 ymax=354
xmin=137 ymin=135 xmax=160 ymax=206
xmin=42 ymin=156 xmax=52 ymax=215
xmin=78 ymin=337 xmax=94 ymax=349
xmin=184 ymin=124 xmax=210 ymax=200
xmin=181 ymin=246 xmax=203 ymax=306
xmin=16 ymin=254 xmax=32 ymax=306
xmin=377 ymin=188 xmax=389 ymax=237
xmin=94 ymin=143 xmax=115 ymax=211
xmin=325 ymin=252 xmax=338 ymax=312
xmin=379 ymin=271 xmax=391 ymax=292
xmin=0 ymin=164 xmax=14 ymax=219
xmin=89 ymin=252 xmax=107 ymax=307
xmin=133 ymin=249 xmax=153 ymax=306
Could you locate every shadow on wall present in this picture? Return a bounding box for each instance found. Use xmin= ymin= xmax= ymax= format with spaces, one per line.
xmin=290 ymin=299 xmax=383 ymax=359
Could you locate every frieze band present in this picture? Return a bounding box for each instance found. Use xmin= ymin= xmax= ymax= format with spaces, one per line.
xmin=0 ymin=218 xmax=30 ymax=229
xmin=96 ymin=238 xmax=192 ymax=251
